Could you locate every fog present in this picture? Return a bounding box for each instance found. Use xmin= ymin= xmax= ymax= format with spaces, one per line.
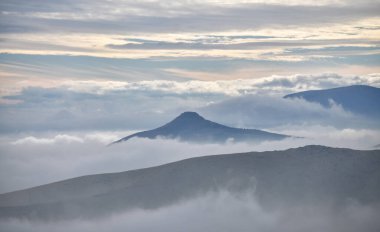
xmin=1 ymin=127 xmax=379 ymax=193
xmin=1 ymin=190 xmax=379 ymax=232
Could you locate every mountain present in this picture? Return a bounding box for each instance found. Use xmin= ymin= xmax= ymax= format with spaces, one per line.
xmin=284 ymin=85 xmax=380 ymax=118
xmin=112 ymin=111 xmax=288 ymax=144
xmin=1 ymin=145 xmax=379 ymax=220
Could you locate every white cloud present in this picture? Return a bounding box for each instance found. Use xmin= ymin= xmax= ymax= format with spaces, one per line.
xmin=258 ymin=126 xmax=380 ymax=149
xmin=12 ymin=134 xmax=84 ymax=145
xmin=10 ymin=131 xmax=132 ymax=146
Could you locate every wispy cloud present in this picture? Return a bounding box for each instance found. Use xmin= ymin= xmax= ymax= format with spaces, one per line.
xmin=0 ymin=0 xmax=379 ymax=62
xmin=2 ymin=1 xmax=379 ymax=33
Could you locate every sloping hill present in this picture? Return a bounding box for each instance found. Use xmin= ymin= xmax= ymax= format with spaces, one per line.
xmin=0 ymin=145 xmax=379 ymax=220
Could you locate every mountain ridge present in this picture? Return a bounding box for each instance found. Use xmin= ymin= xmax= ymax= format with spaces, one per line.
xmin=1 ymin=145 xmax=379 ymax=220
xmin=284 ymin=85 xmax=380 ymax=118
xmin=0 ymin=145 xmax=336 ymax=195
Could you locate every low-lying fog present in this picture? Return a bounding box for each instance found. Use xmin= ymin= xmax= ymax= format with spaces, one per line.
xmin=1 ymin=190 xmax=380 ymax=232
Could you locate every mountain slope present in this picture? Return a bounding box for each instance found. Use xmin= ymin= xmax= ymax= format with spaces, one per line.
xmin=284 ymin=85 xmax=380 ymax=118
xmin=112 ymin=112 xmax=288 ymax=144
xmin=1 ymin=145 xmax=379 ymax=220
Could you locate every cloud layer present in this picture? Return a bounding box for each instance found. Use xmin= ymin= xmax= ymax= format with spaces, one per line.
xmin=1 ymin=189 xmax=380 ymax=232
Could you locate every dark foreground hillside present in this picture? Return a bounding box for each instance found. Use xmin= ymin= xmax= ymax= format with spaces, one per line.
xmin=0 ymin=145 xmax=379 ymax=220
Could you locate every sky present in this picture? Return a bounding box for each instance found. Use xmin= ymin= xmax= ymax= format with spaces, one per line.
xmin=0 ymin=0 xmax=380 ymax=191
xmin=0 ymin=0 xmax=379 ymax=131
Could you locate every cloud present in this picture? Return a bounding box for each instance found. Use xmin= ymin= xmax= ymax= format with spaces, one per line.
xmin=11 ymin=135 xmax=84 ymax=145
xmin=252 ymin=73 xmax=380 ymax=92
xmin=1 ymin=189 xmax=379 ymax=232
xmin=1 ymin=0 xmax=379 ymax=62
xmin=107 ymin=39 xmax=327 ymax=51
xmin=1 ymin=52 xmax=379 ymax=96
xmin=1 ymin=1 xmax=379 ymax=34
xmin=284 ymin=45 xmax=380 ymax=56
xmin=5 ymin=73 xmax=380 ymax=97
xmin=107 ymin=38 xmax=380 ymax=55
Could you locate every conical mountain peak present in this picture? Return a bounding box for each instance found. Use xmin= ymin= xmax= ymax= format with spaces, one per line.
xmin=166 ymin=112 xmax=207 ymax=127
xmin=112 ymin=111 xmax=288 ymax=144
xmin=175 ymin=111 xmax=204 ymax=120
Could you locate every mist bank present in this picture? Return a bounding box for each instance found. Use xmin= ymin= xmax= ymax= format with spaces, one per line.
xmin=1 ymin=190 xmax=380 ymax=232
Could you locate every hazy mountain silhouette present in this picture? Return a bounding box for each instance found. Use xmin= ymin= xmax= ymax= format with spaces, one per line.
xmin=284 ymin=85 xmax=380 ymax=118
xmin=1 ymin=146 xmax=379 ymax=220
xmin=112 ymin=112 xmax=288 ymax=144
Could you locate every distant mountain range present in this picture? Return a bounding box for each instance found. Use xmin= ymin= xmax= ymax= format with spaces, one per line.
xmin=112 ymin=111 xmax=288 ymax=144
xmin=0 ymin=145 xmax=379 ymax=220
xmin=284 ymin=85 xmax=380 ymax=118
